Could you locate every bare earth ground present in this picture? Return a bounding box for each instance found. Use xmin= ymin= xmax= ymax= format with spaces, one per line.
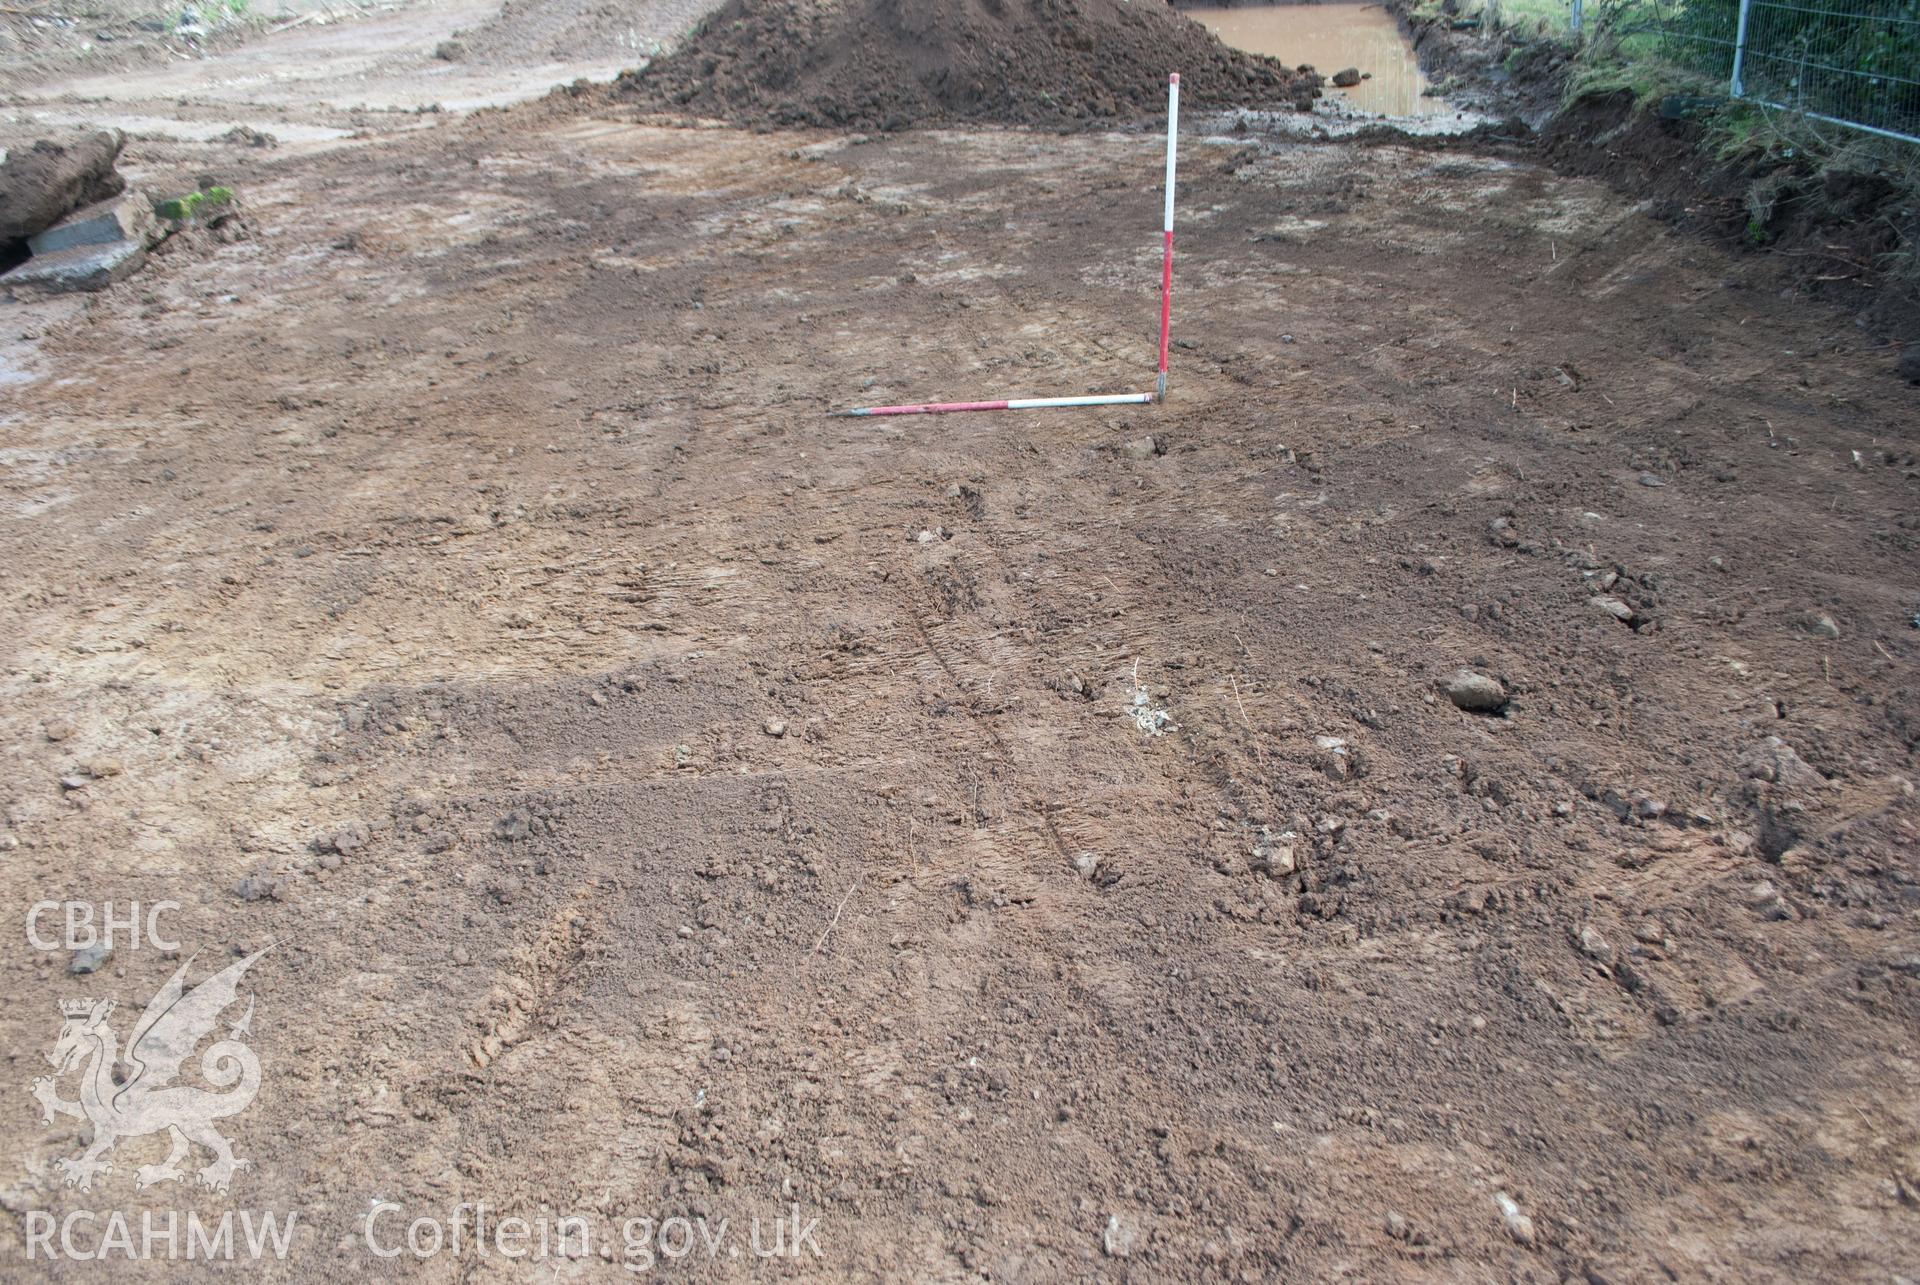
xmin=2 ymin=0 xmax=708 ymax=143
xmin=3 ymin=16 xmax=1920 ymax=1285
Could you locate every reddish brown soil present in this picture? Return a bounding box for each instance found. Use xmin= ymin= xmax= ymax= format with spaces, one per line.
xmin=611 ymin=0 xmax=1321 ymax=128
xmin=2 ymin=49 xmax=1919 ymax=1285
xmin=1542 ymin=89 xmax=1920 ymax=345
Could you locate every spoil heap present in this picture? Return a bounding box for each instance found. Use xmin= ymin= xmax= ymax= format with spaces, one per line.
xmin=608 ymin=0 xmax=1319 ymax=129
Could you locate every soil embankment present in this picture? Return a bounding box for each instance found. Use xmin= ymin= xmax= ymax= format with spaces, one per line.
xmin=1542 ymin=89 xmax=1920 ymax=344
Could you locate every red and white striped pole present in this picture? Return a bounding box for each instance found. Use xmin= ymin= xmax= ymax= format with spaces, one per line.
xmin=1157 ymin=72 xmax=1180 ymax=403
xmin=835 ymin=392 xmax=1155 ymax=417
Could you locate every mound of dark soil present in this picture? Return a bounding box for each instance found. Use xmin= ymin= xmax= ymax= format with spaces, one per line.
xmin=608 ymin=0 xmax=1322 ymax=129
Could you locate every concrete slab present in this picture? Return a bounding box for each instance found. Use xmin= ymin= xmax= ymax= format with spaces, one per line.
xmin=28 ymin=191 xmax=158 ymax=257
xmin=1 ymin=239 xmax=147 ymax=295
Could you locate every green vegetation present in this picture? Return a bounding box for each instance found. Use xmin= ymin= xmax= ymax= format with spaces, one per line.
xmin=172 ymin=0 xmax=258 ymax=31
xmin=1561 ymin=21 xmax=1918 ymax=283
xmin=1442 ymin=0 xmax=1579 ymax=36
xmin=1605 ymin=0 xmax=1918 ymax=138
xmin=155 ymin=186 xmax=236 ymax=223
xmin=1560 ymin=50 xmax=1718 ymax=107
xmin=1406 ymin=0 xmax=1916 ymax=292
xmin=1484 ymin=0 xmax=1581 ymax=35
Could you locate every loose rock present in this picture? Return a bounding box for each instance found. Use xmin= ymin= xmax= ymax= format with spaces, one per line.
xmin=1252 ymin=828 xmax=1296 ymax=876
xmin=70 ymin=942 xmax=111 ymax=975
xmin=234 ymin=872 xmax=286 ymax=902
xmin=322 ymin=821 xmax=370 ymax=854
xmin=1590 ymin=595 xmax=1635 ymax=623
xmin=1747 ymin=880 xmax=1794 ymax=920
xmin=1495 ymin=1192 xmax=1535 ymax=1246
xmin=1444 ymin=669 xmax=1508 ymax=714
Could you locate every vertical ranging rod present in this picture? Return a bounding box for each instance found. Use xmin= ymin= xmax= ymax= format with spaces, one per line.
xmin=1157 ymin=72 xmax=1180 ymax=403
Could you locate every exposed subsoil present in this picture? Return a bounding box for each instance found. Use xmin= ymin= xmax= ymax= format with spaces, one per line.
xmin=1542 ymin=89 xmax=1920 ymax=347
xmin=3 ymin=7 xmax=1920 ymax=1285
xmin=608 ymin=0 xmax=1322 ymax=129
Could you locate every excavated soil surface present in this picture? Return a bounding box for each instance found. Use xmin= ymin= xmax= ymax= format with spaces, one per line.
xmin=1 ymin=7 xmax=1918 ymax=1282
xmin=0 ymin=104 xmax=1916 ymax=1280
xmin=608 ymin=0 xmax=1322 ymax=128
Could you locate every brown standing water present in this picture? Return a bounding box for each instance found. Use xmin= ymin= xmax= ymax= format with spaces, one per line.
xmin=1186 ymin=3 xmax=1443 ymax=117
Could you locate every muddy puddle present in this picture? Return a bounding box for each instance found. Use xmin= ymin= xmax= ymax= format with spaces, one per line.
xmin=1187 ymin=3 xmax=1443 ymax=117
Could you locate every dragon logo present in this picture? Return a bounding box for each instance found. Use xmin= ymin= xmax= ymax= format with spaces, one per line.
xmin=30 ymin=948 xmax=268 ymax=1194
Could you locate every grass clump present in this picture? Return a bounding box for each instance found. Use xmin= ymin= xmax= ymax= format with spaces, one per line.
xmin=155 ymin=186 xmax=236 ymax=223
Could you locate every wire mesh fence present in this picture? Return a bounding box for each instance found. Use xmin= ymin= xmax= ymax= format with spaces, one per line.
xmin=1613 ymin=0 xmax=1742 ymax=72
xmin=1599 ymin=0 xmax=1920 ymax=143
xmin=1738 ymin=0 xmax=1920 ymax=141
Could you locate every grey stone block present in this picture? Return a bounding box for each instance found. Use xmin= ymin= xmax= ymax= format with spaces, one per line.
xmin=2 ymin=238 xmax=148 ymax=294
xmin=27 ymin=190 xmax=157 ymax=256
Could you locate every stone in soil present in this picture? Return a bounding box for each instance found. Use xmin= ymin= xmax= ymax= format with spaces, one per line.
xmin=1590 ymin=594 xmax=1635 ymax=623
xmin=1444 ymin=669 xmax=1508 ymax=713
xmin=69 ymin=942 xmax=111 ymax=974
xmin=2 ymin=238 xmax=147 ymax=294
xmin=27 ymin=190 xmax=159 ymax=257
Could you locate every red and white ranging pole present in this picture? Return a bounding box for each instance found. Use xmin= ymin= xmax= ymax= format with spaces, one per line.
xmin=834 ymin=73 xmax=1182 ymax=418
xmin=1157 ymin=71 xmax=1179 ymax=403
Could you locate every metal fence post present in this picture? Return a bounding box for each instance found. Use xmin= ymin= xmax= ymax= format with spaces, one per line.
xmin=1729 ymin=0 xmax=1752 ymax=98
xmin=1570 ymin=0 xmax=1582 ymax=37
